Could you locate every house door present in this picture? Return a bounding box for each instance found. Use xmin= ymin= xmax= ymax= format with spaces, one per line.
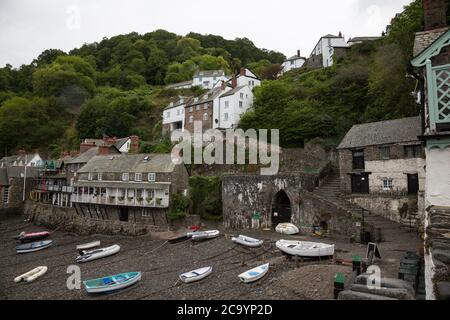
xmin=407 ymin=174 xmax=419 ymax=195
xmin=351 ymin=174 xmax=369 ymax=194
xmin=119 ymin=208 xmax=129 ymax=222
xmin=272 ymin=190 xmax=292 ymax=226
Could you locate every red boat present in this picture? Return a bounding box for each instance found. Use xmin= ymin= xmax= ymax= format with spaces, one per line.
xmin=14 ymin=231 xmax=51 ymax=243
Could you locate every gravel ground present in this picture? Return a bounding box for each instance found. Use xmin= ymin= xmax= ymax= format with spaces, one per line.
xmin=0 ymin=216 xmax=420 ymax=300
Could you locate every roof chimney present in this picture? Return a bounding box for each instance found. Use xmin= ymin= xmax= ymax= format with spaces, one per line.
xmin=297 ymin=50 xmax=301 ymax=57
xmin=338 ymin=31 xmax=342 ymax=37
xmin=130 ymin=136 xmax=140 ymax=154
xmin=98 ymin=145 xmax=110 ymax=156
xmin=423 ymin=0 xmax=448 ymax=31
xmin=231 ymin=75 xmax=238 ymax=89
xmin=240 ymin=67 xmax=246 ymax=76
xmin=221 ymin=80 xmax=227 ymax=90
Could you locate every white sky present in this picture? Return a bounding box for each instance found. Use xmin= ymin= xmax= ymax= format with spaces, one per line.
xmin=0 ymin=0 xmax=413 ymax=67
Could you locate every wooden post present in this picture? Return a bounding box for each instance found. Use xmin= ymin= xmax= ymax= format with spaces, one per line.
xmin=241 ymin=254 xmax=245 ymax=266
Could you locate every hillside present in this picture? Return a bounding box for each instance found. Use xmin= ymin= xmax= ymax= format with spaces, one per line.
xmin=0 ymin=0 xmax=425 ymax=157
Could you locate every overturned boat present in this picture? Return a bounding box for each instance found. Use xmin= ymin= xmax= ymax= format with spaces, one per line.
xmin=238 ymin=263 xmax=269 ymax=283
xmin=76 ymin=241 xmax=101 ymax=251
xmin=83 ymin=272 xmax=141 ymax=294
xmin=15 ymin=231 xmax=51 ymax=243
xmin=275 ymin=223 xmax=300 ymax=235
xmin=232 ymin=235 xmax=264 ymax=248
xmin=76 ymin=244 xmax=120 ymax=263
xmin=179 ymin=267 xmax=212 ymax=283
xmin=276 ymin=240 xmax=335 ymax=257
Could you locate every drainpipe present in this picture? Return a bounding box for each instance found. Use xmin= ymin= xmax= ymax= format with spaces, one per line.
xmin=22 ymin=154 xmax=27 ymax=202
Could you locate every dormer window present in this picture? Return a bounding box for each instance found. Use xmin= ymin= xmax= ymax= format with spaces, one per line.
xmin=194 ymin=98 xmax=199 ymax=103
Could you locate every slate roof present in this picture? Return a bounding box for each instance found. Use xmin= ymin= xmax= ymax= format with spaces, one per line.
xmin=413 ymin=27 xmax=449 ymax=57
xmin=77 ymin=154 xmax=177 ymax=174
xmin=220 ymin=85 xmax=247 ymax=98
xmin=65 ymin=147 xmax=101 ymax=165
xmin=164 ymin=96 xmax=193 ymax=110
xmin=348 ymin=36 xmax=382 ymax=43
xmin=187 ymin=87 xmax=225 ymax=106
xmin=0 ymin=154 xmax=40 ymax=166
xmin=194 ymin=70 xmax=225 ymax=78
xmin=84 ymin=137 xmax=130 ymax=150
xmin=337 ymin=116 xmax=422 ymax=149
xmin=166 ymin=80 xmax=193 ymax=89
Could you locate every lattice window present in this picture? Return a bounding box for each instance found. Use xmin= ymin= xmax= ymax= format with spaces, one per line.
xmin=435 ymin=67 xmax=450 ymax=123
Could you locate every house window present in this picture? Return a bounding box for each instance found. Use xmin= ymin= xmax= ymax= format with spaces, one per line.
xmin=189 ymin=107 xmax=193 ymax=112
xmin=290 ymin=61 xmax=294 ymax=66
xmin=225 ymin=101 xmax=229 ymax=109
xmin=98 ymin=173 xmax=103 ymax=181
xmin=204 ymin=103 xmax=208 ymax=110
xmin=239 ymin=101 xmax=243 ymax=108
xmin=383 ymin=179 xmax=393 ymax=191
xmin=203 ymin=113 xmax=209 ymax=121
xmin=88 ymin=173 xmax=93 ymax=181
xmin=142 ymin=209 xmax=150 ymax=217
xmin=196 ymin=105 xmax=200 ymax=111
xmin=352 ymin=150 xmax=365 ymax=170
xmin=189 ymin=116 xmax=194 ymax=123
xmin=147 ymin=190 xmax=155 ymax=198
xmin=122 ymin=173 xmax=129 ymax=181
xmin=135 ymin=173 xmax=142 ymax=182
xmin=166 ymin=111 xmax=170 ymax=118
xmin=404 ymin=145 xmax=421 ymax=158
xmin=240 ymin=93 xmax=244 ymax=99
xmin=379 ymin=147 xmax=390 ymax=160
xmin=148 ymin=173 xmax=156 ymax=182
xmin=177 ymin=109 xmax=180 ymax=116
xmin=224 ymin=113 xmax=229 ymax=121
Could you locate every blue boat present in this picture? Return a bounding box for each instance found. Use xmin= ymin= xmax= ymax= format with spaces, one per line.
xmin=83 ymin=272 xmax=142 ymax=294
xmin=16 ymin=240 xmax=53 ymax=254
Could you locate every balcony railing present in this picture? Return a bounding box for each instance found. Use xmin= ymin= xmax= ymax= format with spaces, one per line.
xmin=71 ymin=194 xmax=169 ymax=208
xmin=427 ymin=63 xmax=450 ymax=132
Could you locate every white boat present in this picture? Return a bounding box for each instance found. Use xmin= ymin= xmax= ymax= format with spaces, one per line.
xmin=179 ymin=267 xmax=213 ymax=283
xmin=76 ymin=241 xmax=101 ymax=251
xmin=275 ymin=223 xmax=300 ymax=235
xmin=238 ymin=263 xmax=269 ymax=283
xmin=14 ymin=266 xmax=48 ymax=283
xmin=191 ymin=230 xmax=220 ymax=242
xmin=16 ymin=240 xmax=53 ymax=254
xmin=83 ymin=272 xmax=141 ymax=294
xmin=232 ymin=235 xmax=264 ymax=248
xmin=76 ymin=244 xmax=120 ymax=263
xmin=276 ymin=240 xmax=335 ymax=257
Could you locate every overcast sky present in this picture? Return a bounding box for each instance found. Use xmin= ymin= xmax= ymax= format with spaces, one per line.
xmin=0 ymin=0 xmax=413 ymax=67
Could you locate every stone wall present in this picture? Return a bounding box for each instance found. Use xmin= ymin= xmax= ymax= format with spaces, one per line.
xmin=24 ymin=201 xmax=171 ymax=236
xmin=347 ymin=195 xmax=419 ymax=224
xmin=0 ymin=207 xmax=22 ymax=221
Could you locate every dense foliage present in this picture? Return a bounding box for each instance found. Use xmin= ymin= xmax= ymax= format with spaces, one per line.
xmin=240 ymin=0 xmax=424 ymax=148
xmin=189 ymin=176 xmax=223 ymax=221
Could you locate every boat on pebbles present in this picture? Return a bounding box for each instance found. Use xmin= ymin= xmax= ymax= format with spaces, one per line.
xmin=232 ymin=235 xmax=264 ymax=248
xmin=276 ymin=240 xmax=335 ymax=257
xmin=238 ymin=264 xmax=269 ymax=283
xmin=179 ymin=267 xmax=212 ymax=283
xmin=16 ymin=240 xmax=53 ymax=254
xmin=76 ymin=244 xmax=120 ymax=263
xmin=76 ymin=241 xmax=101 ymax=251
xmin=83 ymin=272 xmax=141 ymax=294
xmin=14 ymin=266 xmax=48 ymax=283
xmin=191 ymin=230 xmax=220 ymax=242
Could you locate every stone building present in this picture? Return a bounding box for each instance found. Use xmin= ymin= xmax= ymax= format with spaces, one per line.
xmin=0 ymin=166 xmax=40 ymax=209
xmin=71 ymin=154 xmax=189 ymax=225
xmin=410 ymin=0 xmax=450 ymax=300
xmin=337 ymin=116 xmax=425 ymax=223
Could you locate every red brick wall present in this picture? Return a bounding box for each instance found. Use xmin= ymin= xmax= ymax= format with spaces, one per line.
xmin=184 ymin=102 xmax=213 ymax=132
xmin=423 ymin=0 xmax=448 ymax=31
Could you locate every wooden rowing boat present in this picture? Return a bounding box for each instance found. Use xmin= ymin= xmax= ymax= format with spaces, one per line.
xmin=238 ymin=264 xmax=269 ymax=283
xmin=232 ymin=235 xmax=264 ymax=248
xmin=16 ymin=240 xmax=53 ymax=254
xmin=14 ymin=266 xmax=48 ymax=283
xmin=76 ymin=244 xmax=120 ymax=263
xmin=276 ymin=240 xmax=335 ymax=257
xmin=83 ymin=272 xmax=141 ymax=294
xmin=179 ymin=267 xmax=212 ymax=283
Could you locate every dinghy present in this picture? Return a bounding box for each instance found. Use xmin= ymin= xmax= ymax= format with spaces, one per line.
xmin=191 ymin=230 xmax=220 ymax=242
xmin=238 ymin=264 xmax=269 ymax=283
xmin=14 ymin=231 xmax=51 ymax=243
xmin=83 ymin=272 xmax=141 ymax=294
xmin=76 ymin=241 xmax=101 ymax=251
xmin=275 ymin=223 xmax=300 ymax=235
xmin=179 ymin=267 xmax=212 ymax=283
xmin=76 ymin=244 xmax=120 ymax=263
xmin=14 ymin=266 xmax=48 ymax=283
xmin=232 ymin=235 xmax=264 ymax=248
xmin=276 ymin=240 xmax=335 ymax=257
xmin=16 ymin=240 xmax=53 ymax=254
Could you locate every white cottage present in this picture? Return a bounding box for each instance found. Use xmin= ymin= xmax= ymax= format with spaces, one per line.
xmin=162 ymin=96 xmax=192 ymax=136
xmin=281 ymin=50 xmax=306 ymax=74
xmin=216 ymin=85 xmax=254 ymax=129
xmin=192 ymin=70 xmax=228 ymax=89
xmin=309 ymin=33 xmax=349 ymax=68
xmin=226 ymin=68 xmax=261 ymax=91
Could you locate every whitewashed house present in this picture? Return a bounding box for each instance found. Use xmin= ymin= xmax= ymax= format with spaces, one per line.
xmin=309 ymin=33 xmax=349 ymax=68
xmin=192 ymin=70 xmax=228 ymax=89
xmin=226 ymin=68 xmax=261 ymax=91
xmin=162 ymin=96 xmax=191 ymax=136
xmin=0 ymin=152 xmax=44 ymax=167
xmin=217 ymin=85 xmax=254 ymax=129
xmin=281 ymin=50 xmax=306 ymax=74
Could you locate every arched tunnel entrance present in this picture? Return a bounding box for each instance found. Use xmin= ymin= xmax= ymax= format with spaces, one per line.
xmin=272 ymin=190 xmax=292 ymax=227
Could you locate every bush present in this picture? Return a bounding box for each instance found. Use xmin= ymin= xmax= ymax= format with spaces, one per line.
xmin=168 ymin=192 xmax=190 ymax=221
xmin=189 ymin=176 xmax=222 ymax=220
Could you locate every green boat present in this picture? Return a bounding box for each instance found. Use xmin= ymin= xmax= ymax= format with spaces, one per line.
xmin=83 ymin=272 xmax=141 ymax=293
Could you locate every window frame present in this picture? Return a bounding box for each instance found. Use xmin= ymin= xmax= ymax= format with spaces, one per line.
xmin=148 ymin=173 xmax=156 ymax=182
xmin=122 ymin=172 xmax=129 ymax=182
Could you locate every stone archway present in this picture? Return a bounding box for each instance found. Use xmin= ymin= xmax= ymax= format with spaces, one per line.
xmin=272 ymin=190 xmax=292 ymax=227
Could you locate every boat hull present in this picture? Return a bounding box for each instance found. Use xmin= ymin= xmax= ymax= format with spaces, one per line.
xmin=84 ymin=272 xmax=141 ymax=294
xmin=16 ymin=240 xmax=53 ymax=254
xmin=232 ymin=235 xmax=264 ymax=248
xmin=179 ymin=267 xmax=212 ymax=283
xmin=239 ymin=264 xmax=269 ymax=283
xmin=275 ymin=223 xmax=300 ymax=235
xmin=76 ymin=241 xmax=101 ymax=251
xmin=14 ymin=266 xmax=48 ymax=283
xmin=191 ymin=230 xmax=220 ymax=242
xmin=76 ymin=245 xmax=120 ymax=263
xmin=276 ymin=240 xmax=335 ymax=257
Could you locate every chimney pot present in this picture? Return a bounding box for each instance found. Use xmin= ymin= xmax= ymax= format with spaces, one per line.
xmin=130 ymin=136 xmax=140 ymax=154
xmin=423 ymin=0 xmax=448 ymax=31
xmin=231 ymin=76 xmax=238 ymax=89
xmin=297 ymin=50 xmax=301 ymax=57
xmin=240 ymin=68 xmax=246 ymax=76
